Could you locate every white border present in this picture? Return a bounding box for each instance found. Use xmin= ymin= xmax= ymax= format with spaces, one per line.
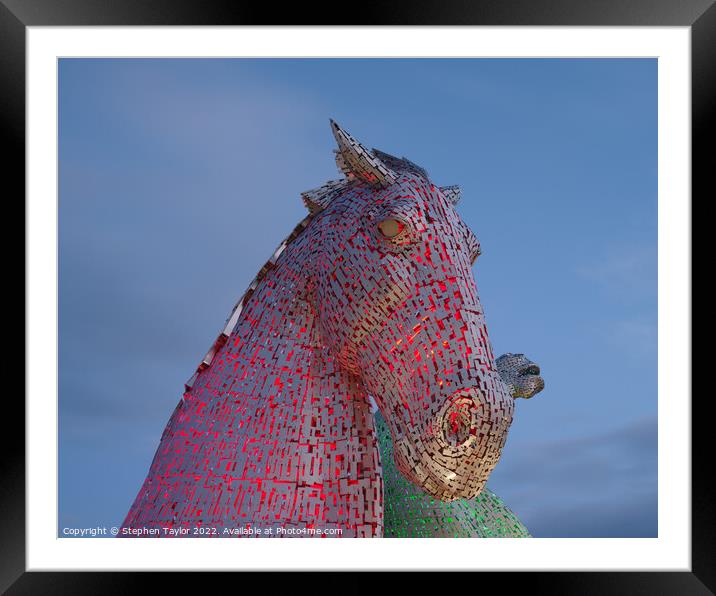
xmin=27 ymin=27 xmax=691 ymax=571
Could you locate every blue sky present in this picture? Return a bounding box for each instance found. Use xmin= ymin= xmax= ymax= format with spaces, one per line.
xmin=58 ymin=58 xmax=657 ymax=537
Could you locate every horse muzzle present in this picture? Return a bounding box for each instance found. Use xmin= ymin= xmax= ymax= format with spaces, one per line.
xmin=393 ymin=386 xmax=514 ymax=501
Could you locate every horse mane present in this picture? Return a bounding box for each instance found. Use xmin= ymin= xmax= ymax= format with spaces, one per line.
xmin=184 ymin=212 xmax=315 ymax=391
xmin=371 ymin=148 xmax=429 ymax=181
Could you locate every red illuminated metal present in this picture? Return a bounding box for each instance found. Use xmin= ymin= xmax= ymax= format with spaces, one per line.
xmin=121 ymin=120 xmax=528 ymax=538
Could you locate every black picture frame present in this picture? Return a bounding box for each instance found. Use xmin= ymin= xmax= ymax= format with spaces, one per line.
xmin=5 ymin=0 xmax=707 ymax=592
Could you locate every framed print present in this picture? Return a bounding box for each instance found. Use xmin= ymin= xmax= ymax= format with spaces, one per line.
xmin=5 ymin=0 xmax=708 ymax=591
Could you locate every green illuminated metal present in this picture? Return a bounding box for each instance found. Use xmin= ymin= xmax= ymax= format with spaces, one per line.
xmin=376 ymin=411 xmax=531 ymax=538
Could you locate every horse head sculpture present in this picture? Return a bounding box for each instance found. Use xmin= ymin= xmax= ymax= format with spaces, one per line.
xmin=121 ymin=120 xmax=539 ymax=537
xmin=311 ymin=120 xmax=515 ymax=501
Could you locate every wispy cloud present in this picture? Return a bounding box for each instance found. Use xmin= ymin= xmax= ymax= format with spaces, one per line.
xmin=604 ymin=317 xmax=657 ymax=362
xmin=489 ymin=416 xmax=658 ymax=537
xmin=576 ymin=243 xmax=656 ymax=301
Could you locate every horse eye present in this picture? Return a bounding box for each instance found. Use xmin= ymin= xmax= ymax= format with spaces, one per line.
xmin=377 ymin=218 xmax=405 ymax=238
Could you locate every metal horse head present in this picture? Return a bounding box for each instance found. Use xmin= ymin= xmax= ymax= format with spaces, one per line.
xmin=303 ymin=120 xmax=514 ymax=500
xmin=123 ymin=120 xmax=533 ymax=537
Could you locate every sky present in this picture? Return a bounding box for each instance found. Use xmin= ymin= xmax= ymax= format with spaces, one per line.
xmin=58 ymin=58 xmax=657 ymax=538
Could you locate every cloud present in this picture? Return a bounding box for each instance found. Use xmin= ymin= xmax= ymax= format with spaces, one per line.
xmin=488 ymin=416 xmax=658 ymax=537
xmin=605 ymin=317 xmax=657 ymax=362
xmin=574 ymin=242 xmax=657 ymax=364
xmin=575 ymin=243 xmax=656 ymax=301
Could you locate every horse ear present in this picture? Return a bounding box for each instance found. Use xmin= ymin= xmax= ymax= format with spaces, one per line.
xmin=330 ymin=119 xmax=398 ymax=186
xmin=301 ymin=179 xmax=346 ymax=214
xmin=439 ymin=185 xmax=462 ymax=206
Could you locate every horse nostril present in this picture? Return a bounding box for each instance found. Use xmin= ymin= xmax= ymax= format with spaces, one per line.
xmin=444 ymin=409 xmax=470 ymax=444
xmin=438 ymin=393 xmax=479 ymax=449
